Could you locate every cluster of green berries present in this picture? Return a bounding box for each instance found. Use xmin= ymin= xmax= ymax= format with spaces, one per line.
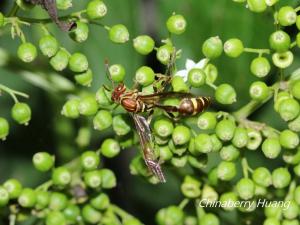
xmin=0 ymin=102 xmax=31 ymax=140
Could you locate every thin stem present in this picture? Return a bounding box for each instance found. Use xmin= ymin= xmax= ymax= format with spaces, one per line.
xmin=295 ymin=6 xmax=300 ymax=12
xmin=206 ymin=82 xmax=217 ymax=90
xmin=285 ymin=180 xmax=296 ymax=201
xmin=7 ymin=3 xmax=19 ymax=17
xmin=9 ymin=214 xmax=16 ymax=225
xmin=0 ymin=84 xmax=29 ymax=103
xmin=290 ymin=41 xmax=297 ymax=49
xmin=110 ymin=204 xmax=135 ymax=220
xmin=244 ymin=47 xmax=271 ymax=55
xmin=241 ymin=157 xmax=250 ymax=178
xmin=179 ymin=198 xmax=189 ymax=210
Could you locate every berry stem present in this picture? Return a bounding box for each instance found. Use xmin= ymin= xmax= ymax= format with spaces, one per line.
xmin=110 ymin=204 xmax=135 ymax=220
xmin=0 ymin=84 xmax=29 ymax=103
xmin=9 ymin=214 xmax=16 ymax=225
xmin=206 ymin=82 xmax=217 ymax=90
xmin=241 ymin=157 xmax=250 ymax=178
xmin=290 ymin=41 xmax=297 ymax=49
xmin=7 ymin=3 xmax=19 ymax=17
xmin=179 ymin=198 xmax=189 ymax=210
xmin=295 ymin=6 xmax=300 ymax=12
xmin=243 ymin=47 xmax=271 ymax=55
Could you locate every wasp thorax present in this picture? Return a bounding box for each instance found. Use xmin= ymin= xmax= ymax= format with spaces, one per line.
xmin=111 ymin=83 xmax=126 ymax=102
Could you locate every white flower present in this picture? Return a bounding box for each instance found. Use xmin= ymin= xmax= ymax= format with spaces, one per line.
xmin=175 ymin=58 xmax=209 ymax=81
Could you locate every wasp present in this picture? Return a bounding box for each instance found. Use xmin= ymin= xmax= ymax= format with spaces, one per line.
xmin=105 ymin=60 xmax=211 ymax=183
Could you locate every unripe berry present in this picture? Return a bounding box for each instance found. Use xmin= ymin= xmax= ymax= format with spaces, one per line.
xmin=200 ymin=213 xmax=220 ymax=225
xmin=18 ymin=188 xmax=36 ymax=208
xmin=197 ymin=112 xmax=217 ymax=130
xmin=180 ymin=175 xmax=201 ymax=198
xmin=195 ymin=133 xmax=212 ymax=153
xmin=56 ymin=0 xmax=72 ymax=10
xmin=249 ymin=81 xmax=270 ymax=101
xmin=263 ymin=218 xmax=280 ymax=225
xmin=50 ymin=49 xmax=70 ymax=71
xmin=109 ymin=24 xmax=129 ymax=44
xmin=113 ymin=115 xmax=131 ymax=135
xmin=205 ymin=63 xmax=218 ymax=84
xmin=283 ymin=200 xmax=299 ymax=219
xmin=0 ymin=117 xmax=9 ymax=140
xmin=81 ymin=151 xmax=100 ymax=171
xmin=272 ymin=167 xmax=291 ymax=188
xmin=279 ymin=129 xmax=299 ymax=149
xmin=188 ymin=68 xmax=206 ymax=87
xmin=156 ymin=206 xmax=184 ymax=225
xmin=90 ymin=193 xmax=110 ymax=210
xmin=265 ymin=0 xmax=278 ymax=6
xmin=247 ymin=0 xmax=267 ymax=13
xmin=172 ymin=125 xmax=191 ymax=145
xmin=202 ymin=36 xmax=223 ymax=59
xmin=269 ymin=31 xmax=291 ymax=53
xmin=86 ymin=0 xmax=107 ymax=19
xmin=246 ymin=128 xmax=262 ymax=150
xmin=171 ymin=76 xmax=189 ymax=92
xmin=154 ymin=118 xmax=174 ymax=138
xmin=291 ymin=80 xmax=300 ymax=100
xmin=99 ymin=168 xmax=116 ymax=189
xmin=232 ymin=127 xmax=248 ymax=148
xmin=17 ymin=42 xmax=37 ymax=63
xmin=250 ymin=57 xmax=271 ymax=78
xmin=278 ymin=6 xmax=297 ymax=26
xmin=96 ymin=86 xmax=112 ymax=107
xmin=211 ymin=134 xmax=223 ymax=152
xmin=46 ymin=211 xmax=66 ymax=225
xmin=272 ymin=51 xmax=294 ymax=69
xmin=78 ymin=96 xmax=98 ymax=116
xmin=69 ymin=53 xmax=88 ymax=73
xmin=11 ymin=102 xmax=31 ymax=125
xmin=101 ymin=138 xmax=120 ymax=158
xmin=75 ymin=69 xmax=93 ymax=87
xmin=262 ymin=138 xmax=281 ymax=159
xmin=109 ymin=64 xmax=126 ymax=82
xmin=252 ymin=167 xmax=272 ymax=187
xmin=217 ymin=161 xmax=236 ymax=181
xmin=224 ymin=38 xmax=244 ymax=58
xmin=61 ymin=99 xmax=80 ymax=118
xmin=52 ymin=167 xmax=71 ymax=186
xmin=133 ymin=35 xmax=155 ymax=55
xmin=135 ymin=66 xmax=155 ymax=86
xmin=220 ymin=145 xmax=240 ymax=161
xmin=156 ymin=44 xmax=174 ymax=65
xmin=35 ymin=191 xmax=50 ymax=210
xmin=0 ymin=187 xmax=9 ymax=207
xmin=215 ymin=83 xmax=236 ymax=104
xmin=236 ymin=178 xmax=255 ymax=200
xmin=278 ymin=98 xmax=300 ymax=121
xmin=39 ymin=35 xmax=59 ymax=57
xmin=63 ymin=204 xmax=80 ymax=224
xmin=49 ymin=192 xmax=68 ymax=211
xmin=220 ymin=192 xmax=238 ymax=211
xmin=32 ymin=152 xmax=54 ymax=172
xmin=93 ymin=110 xmax=112 ymax=131
xmin=84 ymin=170 xmax=102 ymax=188
xmin=166 ymin=14 xmax=187 ymax=35
xmin=274 ymin=91 xmax=290 ymax=112
xmin=3 ymin=179 xmax=22 ymax=199
xmin=215 ymin=119 xmax=236 ymax=141
xmin=70 ymin=21 xmax=89 ymax=43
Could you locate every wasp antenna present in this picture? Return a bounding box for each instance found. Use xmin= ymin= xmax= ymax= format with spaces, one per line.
xmin=104 ymin=58 xmax=115 ymax=88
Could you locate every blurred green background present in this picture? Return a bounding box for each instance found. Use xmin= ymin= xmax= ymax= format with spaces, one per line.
xmin=0 ymin=0 xmax=300 ymax=224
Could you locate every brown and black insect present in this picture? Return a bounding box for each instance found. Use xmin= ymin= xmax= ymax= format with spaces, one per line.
xmin=105 ymin=61 xmax=211 ymax=183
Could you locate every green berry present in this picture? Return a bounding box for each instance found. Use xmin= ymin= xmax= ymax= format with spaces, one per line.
xmin=17 ymin=42 xmax=37 ymax=63
xmin=279 ymin=129 xmax=299 ymax=149
xmin=272 ymin=51 xmax=294 ymax=69
xmin=109 ymin=64 xmax=126 ymax=82
xmin=215 ymin=119 xmax=236 ymax=141
xmin=204 ymin=63 xmax=218 ymax=84
xmin=219 ymin=192 xmax=238 ymax=211
xmin=278 ymin=6 xmax=297 ymax=26
xmin=63 ymin=204 xmax=80 ymax=223
xmin=272 ymin=167 xmax=291 ymax=188
xmin=52 ymin=167 xmax=71 ymax=186
xmin=46 ymin=211 xmax=66 ymax=225
xmin=294 ymin=186 xmax=300 ymax=204
xmin=156 ymin=205 xmax=184 ymax=225
xmin=91 ymin=193 xmax=110 ymax=210
xmin=113 ymin=115 xmax=131 ymax=136
xmin=84 ymin=170 xmax=102 ymax=188
xmin=11 ymin=102 xmax=31 ymax=125
xmin=269 ymin=31 xmax=291 ymax=52
xmin=264 ymin=204 xmax=282 ymax=218
xmin=159 ymin=145 xmax=173 ymax=161
xmin=100 ymin=169 xmax=116 ymax=189
xmin=81 ymin=151 xmax=100 ymax=171
xmin=69 ymin=53 xmax=88 ymax=73
xmin=135 ymin=66 xmax=155 ymax=86
xmin=180 ymin=175 xmax=201 ymax=198
xmin=78 ymin=96 xmax=98 ymax=116
xmin=82 ymin=204 xmax=102 ymax=224
xmin=0 ymin=13 xmax=4 ymax=27
xmin=283 ymin=200 xmax=299 ymax=219
xmin=210 ymin=134 xmax=223 ymax=152
xmin=18 ymin=188 xmax=36 ymax=208
xmin=247 ymin=0 xmax=267 ymax=13
xmin=86 ymin=0 xmax=107 ymax=19
xmin=156 ymin=44 xmax=174 ymax=65
xmin=195 ymin=133 xmax=212 ymax=153
xmin=188 ymin=68 xmax=206 ymax=87
xmin=291 ymin=80 xmax=300 ymax=100
xmin=75 ymin=69 xmax=93 ymax=87
xmin=265 ymin=0 xmax=278 ymax=6
xmin=171 ymin=155 xmax=188 ymax=168
xmin=166 ymin=14 xmax=187 ymax=35
xmin=93 ymin=110 xmax=112 ymax=131
xmin=171 ymin=76 xmax=189 ymax=92
xmin=39 ymin=35 xmax=59 ymax=57
xmin=50 ymin=48 xmax=69 ymax=71
xmin=282 ymin=220 xmax=299 ymax=225
xmin=172 ymin=125 xmax=191 ymax=145
xmin=224 ymin=38 xmax=244 ymax=58
xmin=250 ymin=57 xmax=271 ymax=78
xmin=236 ymin=178 xmax=255 ymax=200
xmin=154 ymin=118 xmax=174 ymax=138
xmin=217 ymin=161 xmax=236 ymax=181
xmin=278 ymin=98 xmax=300 ymax=121
xmin=220 ymin=145 xmax=240 ymax=161
xmin=101 ymin=138 xmax=120 ymax=158
xmin=249 ymin=81 xmax=270 ymax=101
xmin=0 ymin=117 xmax=9 ymax=140
xmin=61 ymin=99 xmax=80 ymax=118
xmin=263 ymin=218 xmax=280 ymax=225
xmin=252 ymin=167 xmax=272 ymax=187
xmin=123 ymin=218 xmax=142 ymax=225
xmin=32 ymin=152 xmax=54 ymax=172
xmin=200 ymin=213 xmax=220 ymax=225
xmin=96 ymin=86 xmax=112 ymax=107
xmin=35 ymin=191 xmax=50 ymax=210
xmin=197 ymin=112 xmax=217 ymax=130
xmin=246 ymin=128 xmax=262 ymax=150
xmin=274 ymin=91 xmax=291 ymax=112
xmin=0 ymin=186 xmax=9 ymax=207
xmin=215 ymin=83 xmax=237 ymax=104
xmin=56 ymin=0 xmax=72 ymax=10
xmin=201 ymin=185 xmax=218 ymax=203
xmin=70 ymin=21 xmax=89 ymax=43
xmin=232 ymin=127 xmax=248 ymax=148
xmin=133 ymin=35 xmax=155 ymax=55
xmin=109 ymin=24 xmax=129 ymax=44
xmin=49 ymin=192 xmax=68 ymax=211
xmin=3 ymin=179 xmax=22 ymax=199
xmin=294 ymin=164 xmax=300 ymax=176
xmin=262 ymin=138 xmax=281 ymax=159
xmin=202 ymin=36 xmax=223 ymax=59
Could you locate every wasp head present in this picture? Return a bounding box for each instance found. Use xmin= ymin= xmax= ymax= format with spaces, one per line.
xmin=111 ymin=83 xmax=126 ymax=102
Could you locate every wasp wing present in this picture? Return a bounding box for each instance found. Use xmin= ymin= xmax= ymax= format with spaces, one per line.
xmin=131 ymin=113 xmax=166 ymax=183
xmin=138 ymin=92 xmax=194 ymax=105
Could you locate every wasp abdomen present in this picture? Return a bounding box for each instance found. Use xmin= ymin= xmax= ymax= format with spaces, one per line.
xmin=178 ymin=97 xmax=211 ymax=116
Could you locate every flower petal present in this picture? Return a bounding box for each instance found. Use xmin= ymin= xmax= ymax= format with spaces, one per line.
xmin=175 ymin=70 xmax=188 ymax=82
xmin=194 ymin=58 xmax=209 ymax=69
xmin=185 ymin=59 xmax=196 ymax=70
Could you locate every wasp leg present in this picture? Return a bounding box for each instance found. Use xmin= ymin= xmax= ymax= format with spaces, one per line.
xmin=153 ymin=73 xmax=172 ymax=93
xmin=145 ymin=158 xmax=166 ymax=183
